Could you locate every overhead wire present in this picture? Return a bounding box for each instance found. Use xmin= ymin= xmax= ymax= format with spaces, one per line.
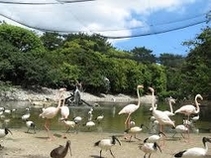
xmin=0 ymin=13 xmax=81 ymax=33
xmin=99 ymin=15 xmax=207 ymax=39
xmin=0 ymin=1 xmax=209 ymax=38
xmin=0 ymin=0 xmax=95 ymax=5
xmin=0 ymin=12 xmax=207 ymax=37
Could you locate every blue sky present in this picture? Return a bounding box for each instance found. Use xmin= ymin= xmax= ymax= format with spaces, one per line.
xmin=0 ymin=0 xmax=210 ymax=57
xmin=113 ymin=22 xmax=207 ymax=57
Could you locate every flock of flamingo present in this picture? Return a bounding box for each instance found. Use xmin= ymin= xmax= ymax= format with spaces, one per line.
xmin=0 ymin=85 xmax=210 ymax=158
xmin=118 ymin=85 xmax=209 ymax=158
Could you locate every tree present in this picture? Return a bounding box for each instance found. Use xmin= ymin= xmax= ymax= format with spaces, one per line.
xmin=130 ymin=47 xmax=157 ymax=64
xmin=180 ymin=27 xmax=211 ymax=99
xmin=0 ymin=24 xmax=49 ymax=87
xmin=40 ymin=32 xmax=64 ymax=51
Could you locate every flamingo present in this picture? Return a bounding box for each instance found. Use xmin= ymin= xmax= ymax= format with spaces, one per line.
xmin=39 ymin=88 xmax=64 ymax=140
xmin=163 ymin=97 xmax=176 ymax=117
xmin=59 ymin=88 xmax=69 ymax=120
xmin=148 ymin=87 xmax=175 ymax=135
xmin=118 ymin=85 xmax=143 ymax=129
xmin=94 ymin=135 xmax=121 ymax=158
xmin=174 ymin=94 xmax=203 ymax=120
xmin=174 ymin=137 xmax=211 ymax=157
xmin=60 ymin=105 xmax=69 ymax=120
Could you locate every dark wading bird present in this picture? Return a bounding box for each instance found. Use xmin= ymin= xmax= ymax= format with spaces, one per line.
xmin=94 ymin=135 xmax=121 ymax=158
xmin=50 ymin=140 xmax=72 ymax=158
xmin=174 ymin=137 xmax=211 ymax=157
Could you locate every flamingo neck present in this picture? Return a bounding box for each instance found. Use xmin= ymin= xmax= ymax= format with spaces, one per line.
xmin=137 ymin=87 xmax=141 ymax=108
xmin=151 ymin=91 xmax=155 ymax=111
xmin=169 ymin=100 xmax=173 ymax=113
xmin=195 ymin=96 xmax=200 ymax=113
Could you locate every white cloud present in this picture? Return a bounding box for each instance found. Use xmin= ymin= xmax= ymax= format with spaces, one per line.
xmin=0 ymin=0 xmax=205 ymax=38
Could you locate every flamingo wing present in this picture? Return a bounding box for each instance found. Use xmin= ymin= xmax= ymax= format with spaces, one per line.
xmin=175 ymin=105 xmax=195 ymax=115
xmin=118 ymin=104 xmax=138 ymax=115
xmin=39 ymin=107 xmax=57 ymax=119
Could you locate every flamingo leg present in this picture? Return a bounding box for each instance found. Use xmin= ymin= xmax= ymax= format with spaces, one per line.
xmin=44 ymin=119 xmax=55 ymax=140
xmin=125 ymin=114 xmax=131 ymax=129
xmin=159 ymin=125 xmax=166 ymax=146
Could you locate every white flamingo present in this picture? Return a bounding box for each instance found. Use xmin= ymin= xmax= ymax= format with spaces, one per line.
xmin=118 ymin=85 xmax=143 ymax=129
xmin=174 ymin=94 xmax=203 ymax=120
xmin=174 ymin=137 xmax=211 ymax=157
xmin=148 ymin=87 xmax=175 ymax=134
xmin=163 ymin=97 xmax=176 ymax=117
xmin=60 ymin=105 xmax=70 ymax=120
xmin=39 ymin=88 xmax=65 ymax=140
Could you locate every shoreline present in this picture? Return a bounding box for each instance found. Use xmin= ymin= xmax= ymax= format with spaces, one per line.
xmin=1 ymin=129 xmax=211 ymax=158
xmin=0 ymin=87 xmax=155 ymax=107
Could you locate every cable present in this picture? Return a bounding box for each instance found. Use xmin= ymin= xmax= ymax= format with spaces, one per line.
xmin=101 ymin=20 xmax=206 ymax=39
xmin=0 ymin=13 xmax=81 ymax=33
xmin=0 ymin=0 xmax=95 ymax=5
xmin=99 ymin=18 xmax=207 ymax=39
xmin=0 ymin=11 xmax=208 ymax=38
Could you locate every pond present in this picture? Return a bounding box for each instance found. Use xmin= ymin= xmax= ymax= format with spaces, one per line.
xmin=0 ymin=100 xmax=211 ymax=134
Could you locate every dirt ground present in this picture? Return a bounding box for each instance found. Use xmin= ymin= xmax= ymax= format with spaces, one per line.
xmin=0 ymin=128 xmax=211 ymax=158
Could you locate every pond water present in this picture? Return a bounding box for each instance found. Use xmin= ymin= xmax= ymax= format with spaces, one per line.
xmin=0 ymin=101 xmax=211 ymax=134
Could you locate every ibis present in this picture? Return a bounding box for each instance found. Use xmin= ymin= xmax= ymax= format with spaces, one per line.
xmin=139 ymin=140 xmax=162 ymax=158
xmin=25 ymin=120 xmax=36 ymax=134
xmin=144 ymin=131 xmax=166 ymax=143
xmin=124 ymin=124 xmax=147 ymax=141
xmin=174 ymin=137 xmax=211 ymax=157
xmin=94 ymin=135 xmax=121 ymax=158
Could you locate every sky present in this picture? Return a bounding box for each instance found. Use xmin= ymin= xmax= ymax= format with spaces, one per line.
xmin=0 ymin=0 xmax=210 ymax=57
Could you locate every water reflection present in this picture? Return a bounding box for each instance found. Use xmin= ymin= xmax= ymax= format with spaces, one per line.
xmin=0 ymin=101 xmax=210 ymax=133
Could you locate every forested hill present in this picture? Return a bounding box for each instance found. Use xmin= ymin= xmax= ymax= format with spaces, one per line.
xmin=0 ymin=23 xmax=211 ymax=100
